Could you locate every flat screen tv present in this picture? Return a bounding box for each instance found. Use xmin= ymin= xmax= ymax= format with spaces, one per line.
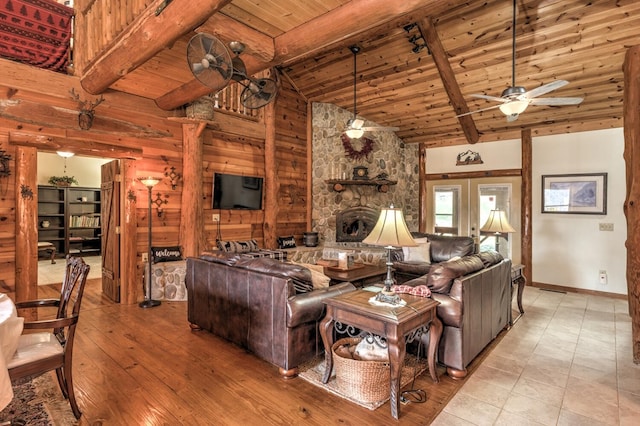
xmin=212 ymin=173 xmax=264 ymax=210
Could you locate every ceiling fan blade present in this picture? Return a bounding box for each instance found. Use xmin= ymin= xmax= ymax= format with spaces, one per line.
xmin=522 ymin=80 xmax=569 ymax=99
xmin=456 ymin=104 xmax=502 ymax=118
xmin=361 ymin=126 xmax=400 ymax=132
xmin=529 ymin=97 xmax=584 ymax=106
xmin=471 ymin=94 xmax=509 ymax=103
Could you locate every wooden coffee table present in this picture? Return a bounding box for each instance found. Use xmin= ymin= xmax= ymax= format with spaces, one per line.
xmin=323 ymin=264 xmax=387 ymax=287
xmin=319 ymin=289 xmax=442 ymax=419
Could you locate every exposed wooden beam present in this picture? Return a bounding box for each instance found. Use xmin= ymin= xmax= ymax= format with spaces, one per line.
xmin=155 ymin=0 xmax=460 ymax=110
xmin=8 ymin=131 xmax=144 ymax=159
xmin=80 ymin=0 xmax=233 ymax=95
xmin=418 ymin=17 xmax=479 ymax=144
xmin=521 ymin=128 xmax=533 ymax=290
xmin=0 ymin=98 xmax=172 ymax=139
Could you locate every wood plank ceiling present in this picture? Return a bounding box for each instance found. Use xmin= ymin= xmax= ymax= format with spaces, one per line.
xmin=79 ymin=0 xmax=639 ymax=146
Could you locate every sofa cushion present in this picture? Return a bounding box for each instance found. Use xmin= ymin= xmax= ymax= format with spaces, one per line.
xmin=402 ymin=238 xmax=431 ymax=263
xmin=200 ymin=251 xmax=243 ymax=266
xmin=476 ymin=250 xmax=503 ymax=267
xmin=234 ymin=257 xmax=313 ymax=293
xmin=216 ymin=239 xmax=259 ymax=253
xmin=425 ymin=234 xmax=475 ymax=263
xmin=431 ymin=293 xmax=462 ymax=328
xmin=427 ymin=255 xmax=485 ymax=294
xmin=393 ymin=261 xmax=432 ymax=277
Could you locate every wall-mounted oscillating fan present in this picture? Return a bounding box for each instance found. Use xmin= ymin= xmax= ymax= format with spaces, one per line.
xmin=457 ymin=0 xmax=583 ymax=122
xmin=187 ymin=33 xmax=278 ymax=109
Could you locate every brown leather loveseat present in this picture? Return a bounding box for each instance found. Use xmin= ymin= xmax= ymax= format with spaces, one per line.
xmin=392 ymin=234 xmax=511 ymax=378
xmin=185 ymin=252 xmax=356 ymax=378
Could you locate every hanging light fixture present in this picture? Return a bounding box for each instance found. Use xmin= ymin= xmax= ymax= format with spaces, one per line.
xmin=56 ymin=151 xmax=75 ymax=158
xmin=344 ymin=45 xmax=365 ymax=139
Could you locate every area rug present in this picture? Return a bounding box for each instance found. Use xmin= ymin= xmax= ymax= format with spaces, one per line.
xmin=298 ymin=354 xmax=429 ymax=411
xmin=0 ymin=372 xmax=78 ymax=425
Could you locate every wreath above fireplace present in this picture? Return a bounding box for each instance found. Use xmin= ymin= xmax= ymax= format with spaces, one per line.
xmin=341 ymin=134 xmax=374 ymax=160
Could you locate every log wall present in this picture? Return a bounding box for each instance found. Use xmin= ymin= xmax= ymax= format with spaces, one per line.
xmin=0 ymin=58 xmax=307 ymax=304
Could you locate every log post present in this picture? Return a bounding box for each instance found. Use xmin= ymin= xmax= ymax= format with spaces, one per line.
xmin=179 ymin=123 xmax=205 ymax=258
xmin=263 ymin=85 xmax=278 ymax=249
xmin=15 ymin=146 xmax=37 ymax=320
xmin=623 ymin=45 xmax=640 ymax=364
xmin=419 ymin=142 xmax=427 ymax=232
xmin=521 ymin=129 xmax=533 ymax=287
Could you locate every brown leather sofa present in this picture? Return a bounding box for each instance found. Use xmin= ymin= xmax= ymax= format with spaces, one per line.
xmin=185 ymin=252 xmax=356 ymax=378
xmin=393 ymin=234 xmax=511 ymax=378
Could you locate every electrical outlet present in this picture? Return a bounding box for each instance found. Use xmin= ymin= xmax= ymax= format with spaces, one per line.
xmin=142 ymin=253 xmax=148 ymax=262
xmin=599 ymin=270 xmax=607 ymax=285
xmin=212 ymin=213 xmax=220 ymax=222
xmin=599 ymin=223 xmax=614 ymax=231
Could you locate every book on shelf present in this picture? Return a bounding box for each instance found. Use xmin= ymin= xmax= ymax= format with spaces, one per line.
xmin=69 ymin=215 xmax=100 ymax=228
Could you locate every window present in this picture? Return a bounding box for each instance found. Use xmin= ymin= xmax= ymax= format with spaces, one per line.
xmin=434 ymin=186 xmax=460 ymax=235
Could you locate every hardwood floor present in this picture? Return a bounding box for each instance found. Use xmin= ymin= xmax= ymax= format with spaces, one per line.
xmin=38 ymin=279 xmax=474 ymax=425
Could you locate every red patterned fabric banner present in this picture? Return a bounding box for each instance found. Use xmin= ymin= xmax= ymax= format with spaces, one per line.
xmin=0 ymin=0 xmax=73 ymax=72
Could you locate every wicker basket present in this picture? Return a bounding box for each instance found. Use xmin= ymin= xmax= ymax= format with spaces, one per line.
xmin=332 ymin=337 xmax=390 ymax=403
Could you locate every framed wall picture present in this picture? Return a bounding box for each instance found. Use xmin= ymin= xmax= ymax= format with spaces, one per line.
xmin=541 ymin=173 xmax=607 ymax=214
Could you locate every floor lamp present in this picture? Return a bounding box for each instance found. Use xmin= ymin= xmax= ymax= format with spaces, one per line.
xmin=139 ymin=176 xmax=162 ymax=308
xmin=362 ymin=205 xmax=417 ymax=305
xmin=480 ymin=209 xmax=515 ymax=253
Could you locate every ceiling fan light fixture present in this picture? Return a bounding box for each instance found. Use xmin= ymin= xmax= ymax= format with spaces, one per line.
xmin=56 ymin=151 xmax=75 ymax=158
xmin=499 ymin=100 xmax=529 ymax=116
xmin=345 ymin=128 xmax=364 ymax=139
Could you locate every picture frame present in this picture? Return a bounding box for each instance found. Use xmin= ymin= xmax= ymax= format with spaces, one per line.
xmin=541 ymin=173 xmax=607 ymax=214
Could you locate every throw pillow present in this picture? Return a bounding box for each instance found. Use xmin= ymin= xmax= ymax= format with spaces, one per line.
xmin=216 ymin=239 xmax=259 ymax=253
xmin=151 ymin=246 xmax=182 ymax=263
xmin=304 ymin=263 xmax=331 ymax=289
xmin=402 ymin=238 xmax=431 ymax=263
xmin=277 ymin=235 xmax=296 ymax=249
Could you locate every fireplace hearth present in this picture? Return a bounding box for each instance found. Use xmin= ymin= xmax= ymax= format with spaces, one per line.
xmin=336 ymin=206 xmax=379 ymax=242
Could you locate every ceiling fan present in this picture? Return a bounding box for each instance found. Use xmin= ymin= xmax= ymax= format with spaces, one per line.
xmin=343 ymin=45 xmax=398 ymax=138
xmin=457 ymin=0 xmax=583 ymax=122
xmin=187 ymin=33 xmax=278 ymax=109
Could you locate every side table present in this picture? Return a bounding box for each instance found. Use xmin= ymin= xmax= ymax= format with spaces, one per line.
xmin=510 ymin=264 xmax=526 ymax=325
xmin=319 ymin=289 xmax=442 ymax=420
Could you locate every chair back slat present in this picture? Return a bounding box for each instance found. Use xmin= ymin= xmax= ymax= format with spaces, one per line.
xmin=56 ymin=256 xmax=90 ymax=338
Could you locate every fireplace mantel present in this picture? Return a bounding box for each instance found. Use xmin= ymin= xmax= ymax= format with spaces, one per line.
xmin=325 ymin=178 xmax=397 ymax=193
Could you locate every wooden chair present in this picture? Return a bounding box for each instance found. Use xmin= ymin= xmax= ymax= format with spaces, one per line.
xmin=6 ymin=256 xmax=90 ymax=419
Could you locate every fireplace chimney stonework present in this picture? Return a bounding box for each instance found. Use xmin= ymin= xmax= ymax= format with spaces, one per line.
xmin=311 ymin=102 xmax=419 ymax=249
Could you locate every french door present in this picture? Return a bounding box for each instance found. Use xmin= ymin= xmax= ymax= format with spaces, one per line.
xmin=425 ymin=176 xmax=521 ymax=264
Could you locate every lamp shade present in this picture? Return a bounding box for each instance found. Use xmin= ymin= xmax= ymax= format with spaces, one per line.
xmin=480 ymin=209 xmax=516 ymax=234
xmin=499 ymin=100 xmax=529 ymax=116
xmin=362 ymin=206 xmax=417 ymax=248
xmin=345 ymin=128 xmax=364 ymax=139
xmin=56 ymin=151 xmax=75 ymax=158
xmin=138 ymin=176 xmax=162 ymax=188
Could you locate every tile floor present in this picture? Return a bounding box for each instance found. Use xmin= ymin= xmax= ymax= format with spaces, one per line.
xmin=433 ymin=287 xmax=640 ymax=425
xmin=38 ymin=255 xmax=102 ymax=285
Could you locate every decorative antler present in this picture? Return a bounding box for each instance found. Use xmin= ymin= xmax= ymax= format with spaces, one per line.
xmin=69 ymin=88 xmax=105 ymax=130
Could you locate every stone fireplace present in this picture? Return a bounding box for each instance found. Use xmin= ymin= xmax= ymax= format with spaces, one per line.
xmin=336 ymin=206 xmax=379 ymax=242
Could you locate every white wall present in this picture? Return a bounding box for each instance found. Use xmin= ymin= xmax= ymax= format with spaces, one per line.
xmin=37 ymin=152 xmax=111 ymax=188
xmin=426 ymin=128 xmax=627 ymax=295
xmin=533 ymin=128 xmax=626 ymax=295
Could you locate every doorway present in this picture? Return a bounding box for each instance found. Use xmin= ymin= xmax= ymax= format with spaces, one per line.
xmin=36 ymin=152 xmax=112 ymax=285
xmin=426 ymin=176 xmax=522 ymax=263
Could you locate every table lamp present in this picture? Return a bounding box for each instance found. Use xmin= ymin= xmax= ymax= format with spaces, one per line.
xmin=362 ymin=205 xmax=416 ymax=305
xmin=479 ymin=209 xmax=515 ymax=253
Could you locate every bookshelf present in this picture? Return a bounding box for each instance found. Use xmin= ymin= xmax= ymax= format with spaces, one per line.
xmin=38 ymin=186 xmax=102 ymax=258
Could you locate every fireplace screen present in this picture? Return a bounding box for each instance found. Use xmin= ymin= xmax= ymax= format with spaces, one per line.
xmin=336 ymin=207 xmax=379 ymax=242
